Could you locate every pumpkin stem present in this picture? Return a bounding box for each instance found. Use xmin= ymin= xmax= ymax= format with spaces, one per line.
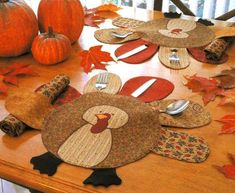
xmin=48 ymin=26 xmax=55 ymax=38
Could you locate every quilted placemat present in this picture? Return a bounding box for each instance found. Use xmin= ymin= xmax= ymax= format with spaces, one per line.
xmin=119 ymin=76 xmax=174 ymax=102
xmin=114 ymin=39 xmax=159 ymax=64
xmin=149 ymin=99 xmax=211 ymax=128
xmin=135 ymin=18 xmax=215 ymax=48
xmin=94 ymin=28 xmax=142 ymax=44
xmin=112 ymin=17 xmax=146 ymax=28
xmin=5 ymin=90 xmax=54 ymax=130
xmin=30 ymin=92 xmax=209 ymax=187
xmin=158 ymin=46 xmax=190 ymax=69
xmin=83 ymin=72 xmax=122 ymax=94
xmin=0 ymin=74 xmax=71 ymax=136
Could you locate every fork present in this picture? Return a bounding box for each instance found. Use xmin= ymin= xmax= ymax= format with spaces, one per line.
xmin=95 ymin=72 xmax=109 ymax=90
xmin=169 ymin=49 xmax=180 ymax=67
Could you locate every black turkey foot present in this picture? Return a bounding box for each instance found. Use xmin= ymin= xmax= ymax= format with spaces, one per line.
xmin=30 ymin=152 xmax=63 ymax=176
xmin=83 ymin=168 xmax=122 ymax=187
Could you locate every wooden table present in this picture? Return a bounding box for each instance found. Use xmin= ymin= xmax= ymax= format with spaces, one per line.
xmin=0 ymin=7 xmax=235 ymax=193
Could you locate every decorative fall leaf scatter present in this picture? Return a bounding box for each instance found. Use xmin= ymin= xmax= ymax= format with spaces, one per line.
xmin=85 ymin=3 xmax=121 ymax=27
xmin=85 ymin=14 xmax=105 ymax=28
xmin=184 ymin=75 xmax=224 ymax=105
xmin=216 ymin=114 xmax=235 ymax=134
xmin=214 ymin=153 xmax=235 ymax=179
xmin=79 ymin=45 xmax=115 ymax=73
xmin=0 ymin=63 xmax=37 ymax=94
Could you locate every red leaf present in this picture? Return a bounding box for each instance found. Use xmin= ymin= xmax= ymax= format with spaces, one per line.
xmin=214 ymin=153 xmax=235 ymax=179
xmin=216 ymin=115 xmax=235 ymax=134
xmin=79 ymin=45 xmax=115 ymax=73
xmin=11 ymin=66 xmax=38 ymax=77
xmin=0 ymin=75 xmax=8 ymax=94
xmin=184 ymin=75 xmax=224 ymax=105
xmin=3 ymin=75 xmax=18 ymax=85
xmin=84 ymin=13 xmax=105 ymax=28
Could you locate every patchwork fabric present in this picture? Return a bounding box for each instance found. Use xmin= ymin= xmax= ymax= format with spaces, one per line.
xmin=41 ymin=92 xmax=209 ymax=169
xmin=42 ymin=92 xmax=160 ymax=168
xmin=5 ymin=91 xmax=54 ymax=130
xmin=112 ymin=17 xmax=146 ymax=28
xmin=204 ymin=38 xmax=233 ymax=61
xmin=149 ymin=99 xmax=211 ymax=128
xmin=1 ymin=74 xmax=71 ymax=135
xmin=151 ymin=128 xmax=209 ymax=163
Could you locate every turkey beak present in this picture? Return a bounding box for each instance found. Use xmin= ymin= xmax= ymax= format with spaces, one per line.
xmin=96 ymin=114 xmax=108 ymax=120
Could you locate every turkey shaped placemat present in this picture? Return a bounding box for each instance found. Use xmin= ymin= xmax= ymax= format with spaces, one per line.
xmin=114 ymin=39 xmax=159 ymax=64
xmin=96 ymin=18 xmax=215 ymax=48
xmin=83 ymin=72 xmax=122 ymax=94
xmin=149 ymin=99 xmax=211 ymax=128
xmin=31 ymin=92 xmax=209 ymax=187
xmin=158 ymin=46 xmax=190 ymax=69
xmin=119 ymin=76 xmax=174 ymax=102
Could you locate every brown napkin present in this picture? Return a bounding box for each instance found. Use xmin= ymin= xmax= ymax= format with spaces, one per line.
xmin=204 ymin=37 xmax=233 ymax=61
xmin=0 ymin=74 xmax=70 ymax=137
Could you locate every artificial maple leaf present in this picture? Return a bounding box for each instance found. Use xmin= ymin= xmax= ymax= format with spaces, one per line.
xmin=96 ymin=3 xmax=121 ymax=12
xmin=216 ymin=114 xmax=235 ymax=134
xmin=0 ymin=75 xmax=8 ymax=94
xmin=184 ymin=75 xmax=224 ymax=105
xmin=2 ymin=63 xmax=38 ymax=86
xmin=79 ymin=45 xmax=115 ymax=73
xmin=84 ymin=13 xmax=105 ymax=28
xmin=213 ymin=68 xmax=235 ymax=89
xmin=214 ymin=153 xmax=235 ymax=179
xmin=219 ymin=89 xmax=235 ymax=106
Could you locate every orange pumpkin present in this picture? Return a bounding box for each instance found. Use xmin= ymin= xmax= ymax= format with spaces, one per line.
xmin=32 ymin=27 xmax=71 ymax=65
xmin=0 ymin=0 xmax=38 ymax=57
xmin=38 ymin=0 xmax=84 ymax=44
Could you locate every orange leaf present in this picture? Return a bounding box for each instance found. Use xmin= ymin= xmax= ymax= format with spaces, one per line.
xmin=184 ymin=75 xmax=224 ymax=105
xmin=96 ymin=3 xmax=121 ymax=12
xmin=79 ymin=45 xmax=115 ymax=73
xmin=0 ymin=75 xmax=8 ymax=94
xmin=84 ymin=14 xmax=105 ymax=28
xmin=216 ymin=114 xmax=235 ymax=134
xmin=214 ymin=153 xmax=235 ymax=179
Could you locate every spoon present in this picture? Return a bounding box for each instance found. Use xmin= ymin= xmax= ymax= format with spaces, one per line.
xmin=159 ymin=100 xmax=190 ymax=115
xmin=111 ymin=31 xmax=133 ymax=39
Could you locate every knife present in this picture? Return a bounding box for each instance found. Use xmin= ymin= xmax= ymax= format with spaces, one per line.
xmin=131 ymin=78 xmax=157 ymax=97
xmin=117 ymin=44 xmax=148 ymax=60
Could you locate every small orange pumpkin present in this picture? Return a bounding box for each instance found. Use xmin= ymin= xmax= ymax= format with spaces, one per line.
xmin=0 ymin=0 xmax=38 ymax=57
xmin=38 ymin=0 xmax=84 ymax=44
xmin=32 ymin=27 xmax=71 ymax=65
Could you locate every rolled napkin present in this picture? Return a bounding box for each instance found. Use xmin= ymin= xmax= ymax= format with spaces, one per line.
xmin=204 ymin=37 xmax=233 ymax=61
xmin=0 ymin=74 xmax=70 ymax=137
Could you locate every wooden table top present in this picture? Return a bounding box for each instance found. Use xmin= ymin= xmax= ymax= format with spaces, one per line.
xmin=0 ymin=7 xmax=235 ymax=193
